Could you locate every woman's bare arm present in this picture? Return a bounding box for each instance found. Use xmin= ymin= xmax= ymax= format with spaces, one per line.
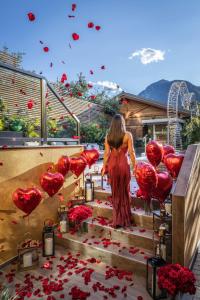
xmin=127 ymin=132 xmax=136 ymax=169
xmin=103 ymin=136 xmax=110 ymax=168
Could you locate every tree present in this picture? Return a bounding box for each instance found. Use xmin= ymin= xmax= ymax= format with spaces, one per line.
xmin=183 ymin=113 xmax=200 ymax=146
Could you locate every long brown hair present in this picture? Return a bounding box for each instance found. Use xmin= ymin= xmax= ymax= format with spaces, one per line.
xmin=107 ymin=114 xmax=126 ymax=149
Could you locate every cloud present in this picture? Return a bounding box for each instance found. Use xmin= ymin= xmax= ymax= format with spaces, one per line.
xmin=92 ymin=81 xmax=122 ymax=92
xmin=129 ymin=48 xmax=165 ymax=64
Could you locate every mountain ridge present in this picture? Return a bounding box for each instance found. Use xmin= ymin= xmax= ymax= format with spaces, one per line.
xmin=138 ymin=79 xmax=200 ymax=105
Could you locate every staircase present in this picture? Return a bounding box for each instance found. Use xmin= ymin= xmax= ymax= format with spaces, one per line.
xmin=56 ymin=188 xmax=155 ymax=278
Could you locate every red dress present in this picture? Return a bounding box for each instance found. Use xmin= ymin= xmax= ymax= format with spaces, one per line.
xmin=107 ymin=146 xmax=132 ymax=227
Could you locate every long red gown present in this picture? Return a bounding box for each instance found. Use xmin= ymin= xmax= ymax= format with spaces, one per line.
xmin=107 ymin=146 xmax=132 ymax=227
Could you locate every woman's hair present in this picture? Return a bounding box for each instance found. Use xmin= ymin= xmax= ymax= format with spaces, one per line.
xmin=107 ymin=114 xmax=126 ymax=149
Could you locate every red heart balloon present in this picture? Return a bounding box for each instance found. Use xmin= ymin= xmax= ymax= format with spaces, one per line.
xmin=146 ymin=140 xmax=163 ymax=167
xmin=135 ymin=162 xmax=158 ymax=202
xmin=81 ymin=149 xmax=99 ymax=167
xmin=164 ymin=153 xmax=184 ymax=179
xmin=152 ymin=171 xmax=173 ymax=203
xmin=40 ymin=172 xmax=64 ymax=197
xmin=13 ymin=187 xmax=42 ymax=216
xmin=57 ymin=156 xmax=70 ymax=176
xmin=69 ymin=156 xmax=87 ymax=177
xmin=162 ymin=145 xmax=175 ymax=163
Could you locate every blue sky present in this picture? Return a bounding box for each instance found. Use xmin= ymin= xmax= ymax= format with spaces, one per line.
xmin=1 ymin=0 xmax=200 ymax=94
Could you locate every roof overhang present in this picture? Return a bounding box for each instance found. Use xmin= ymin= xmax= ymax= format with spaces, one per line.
xmin=142 ymin=118 xmax=185 ymax=125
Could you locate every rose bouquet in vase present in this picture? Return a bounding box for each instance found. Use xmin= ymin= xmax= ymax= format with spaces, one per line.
xmin=157 ymin=263 xmax=196 ymax=299
xmin=68 ymin=205 xmax=92 ymax=234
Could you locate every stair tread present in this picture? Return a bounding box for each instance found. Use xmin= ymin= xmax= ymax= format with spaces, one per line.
xmin=85 ymin=217 xmax=155 ymax=241
xmin=59 ymin=232 xmax=153 ymax=266
xmin=87 ymin=200 xmax=153 ymax=219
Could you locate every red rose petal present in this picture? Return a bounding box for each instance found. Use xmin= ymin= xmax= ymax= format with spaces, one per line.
xmin=137 ymin=297 xmax=143 ymax=300
xmin=72 ymin=33 xmax=79 ymax=41
xmin=72 ymin=3 xmax=77 ymax=11
xmin=43 ymin=47 xmax=49 ymax=52
xmin=90 ymin=70 xmax=94 ymax=75
xmin=88 ymin=22 xmax=94 ymax=28
xmin=101 ymin=65 xmax=105 ymax=70
xmin=27 ymin=100 xmax=34 ymax=110
xmin=95 ymin=25 xmax=101 ymax=31
xmin=27 ymin=12 xmax=35 ymax=22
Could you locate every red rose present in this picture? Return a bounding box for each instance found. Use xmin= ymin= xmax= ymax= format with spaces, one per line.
xmin=90 ymin=95 xmax=96 ymax=100
xmin=27 ymin=100 xmax=34 ymax=109
xmin=65 ymin=83 xmax=70 ymax=88
xmin=72 ymin=3 xmax=77 ymax=11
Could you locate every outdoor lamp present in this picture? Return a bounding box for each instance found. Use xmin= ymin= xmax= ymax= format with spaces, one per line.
xmin=42 ymin=219 xmax=55 ymax=257
xmin=146 ymin=256 xmax=167 ymax=299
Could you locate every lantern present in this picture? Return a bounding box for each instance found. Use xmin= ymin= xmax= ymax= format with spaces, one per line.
xmin=58 ymin=205 xmax=69 ymax=233
xmin=146 ymin=256 xmax=167 ymax=299
xmin=17 ymin=233 xmax=40 ymax=271
xmin=164 ymin=197 xmax=172 ymax=216
xmin=84 ymin=178 xmax=94 ymax=202
xmin=42 ymin=219 xmax=55 ymax=257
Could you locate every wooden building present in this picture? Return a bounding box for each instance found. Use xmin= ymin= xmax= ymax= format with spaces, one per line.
xmin=118 ymin=92 xmax=190 ymax=145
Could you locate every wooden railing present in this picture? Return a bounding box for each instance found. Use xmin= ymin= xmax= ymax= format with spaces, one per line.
xmin=172 ymin=144 xmax=200 ymax=266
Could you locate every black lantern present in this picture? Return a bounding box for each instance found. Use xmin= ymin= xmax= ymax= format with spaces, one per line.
xmin=146 ymin=256 xmax=167 ymax=299
xmin=84 ymin=178 xmax=94 ymax=202
xmin=42 ymin=219 xmax=55 ymax=257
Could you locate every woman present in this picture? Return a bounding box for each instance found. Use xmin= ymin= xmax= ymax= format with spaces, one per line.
xmin=101 ymin=114 xmax=136 ymax=228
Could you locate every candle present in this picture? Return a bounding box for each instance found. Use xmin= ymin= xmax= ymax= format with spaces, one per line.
xmin=45 ymin=238 xmax=53 ymax=256
xmin=86 ymin=188 xmax=92 ymax=201
xmin=23 ymin=252 xmax=32 ymax=268
xmin=60 ymin=220 xmax=67 ymax=233
xmin=165 ymin=203 xmax=172 ymax=215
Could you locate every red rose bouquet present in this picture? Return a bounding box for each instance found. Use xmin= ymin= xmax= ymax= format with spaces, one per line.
xmin=68 ymin=205 xmax=92 ymax=224
xmin=157 ymin=263 xmax=196 ymax=298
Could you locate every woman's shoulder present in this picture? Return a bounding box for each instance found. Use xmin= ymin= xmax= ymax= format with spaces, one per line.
xmin=124 ymin=131 xmax=132 ymax=139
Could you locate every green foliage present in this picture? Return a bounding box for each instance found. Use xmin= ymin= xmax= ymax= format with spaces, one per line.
xmin=80 ymin=123 xmax=106 ymax=144
xmin=47 ymin=116 xmax=77 ymax=138
xmin=183 ymin=113 xmax=200 ymax=145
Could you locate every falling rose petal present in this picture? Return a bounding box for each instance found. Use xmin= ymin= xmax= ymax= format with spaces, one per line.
xmin=88 ymin=22 xmax=94 ymax=28
xmin=61 ymin=61 xmax=65 ymax=64
xmin=39 ymin=40 xmax=44 ymax=44
xmin=72 ymin=33 xmax=79 ymax=41
xmin=72 ymin=3 xmax=77 ymax=11
xmin=27 ymin=12 xmax=35 ymax=22
xmin=43 ymin=47 xmax=49 ymax=52
xmin=95 ymin=25 xmax=101 ymax=31
xmin=11 ymin=220 xmax=18 ymax=225
xmin=0 ymin=161 xmax=3 ymax=166
xmin=69 ymin=43 xmax=72 ymax=49
xmin=68 ymin=15 xmax=75 ymax=18
xmin=27 ymin=100 xmax=34 ymax=110
xmin=50 ymin=62 xmax=53 ymax=68
xmin=90 ymin=70 xmax=94 ymax=75
xmin=101 ymin=65 xmax=106 ymax=70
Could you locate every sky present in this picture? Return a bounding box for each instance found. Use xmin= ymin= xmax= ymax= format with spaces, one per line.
xmin=1 ymin=0 xmax=200 ymax=94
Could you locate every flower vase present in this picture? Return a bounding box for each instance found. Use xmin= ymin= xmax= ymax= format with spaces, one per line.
xmin=144 ymin=200 xmax=152 ymax=215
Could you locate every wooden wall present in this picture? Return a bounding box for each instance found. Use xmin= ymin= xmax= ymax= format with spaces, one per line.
xmin=172 ymin=144 xmax=200 ymax=266
xmin=0 ymin=145 xmax=83 ymax=265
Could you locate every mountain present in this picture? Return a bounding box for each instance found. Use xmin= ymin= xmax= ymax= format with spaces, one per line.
xmin=138 ymin=79 xmax=200 ymax=105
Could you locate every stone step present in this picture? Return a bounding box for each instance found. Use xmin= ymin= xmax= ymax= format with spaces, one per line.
xmin=56 ymin=232 xmax=153 ymax=276
xmin=94 ymin=188 xmax=159 ymax=210
xmin=86 ymin=200 xmax=154 ymax=230
xmin=85 ymin=217 xmax=155 ymax=251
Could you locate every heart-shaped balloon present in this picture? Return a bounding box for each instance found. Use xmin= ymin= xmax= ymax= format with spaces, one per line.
xmin=164 ymin=153 xmax=184 ymax=179
xmin=81 ymin=149 xmax=100 ymax=167
xmin=135 ymin=162 xmax=158 ymax=202
xmin=146 ymin=141 xmax=163 ymax=167
xmin=57 ymin=155 xmax=70 ymax=176
xmin=69 ymin=156 xmax=87 ymax=177
xmin=13 ymin=187 xmax=42 ymax=216
xmin=40 ymin=172 xmax=64 ymax=197
xmin=162 ymin=145 xmax=175 ymax=163
xmin=152 ymin=171 xmax=173 ymax=203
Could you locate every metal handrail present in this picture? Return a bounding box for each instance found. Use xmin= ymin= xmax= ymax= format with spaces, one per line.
xmin=0 ymin=61 xmax=80 ymax=145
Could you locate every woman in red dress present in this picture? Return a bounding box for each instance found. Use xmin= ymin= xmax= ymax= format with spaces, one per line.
xmin=101 ymin=114 xmax=136 ymax=228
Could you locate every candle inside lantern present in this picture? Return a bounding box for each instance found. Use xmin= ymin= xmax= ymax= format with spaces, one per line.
xmin=23 ymin=252 xmax=32 ymax=268
xmin=45 ymin=238 xmax=53 ymax=256
xmin=60 ymin=220 xmax=67 ymax=233
xmin=86 ymin=188 xmax=92 ymax=201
